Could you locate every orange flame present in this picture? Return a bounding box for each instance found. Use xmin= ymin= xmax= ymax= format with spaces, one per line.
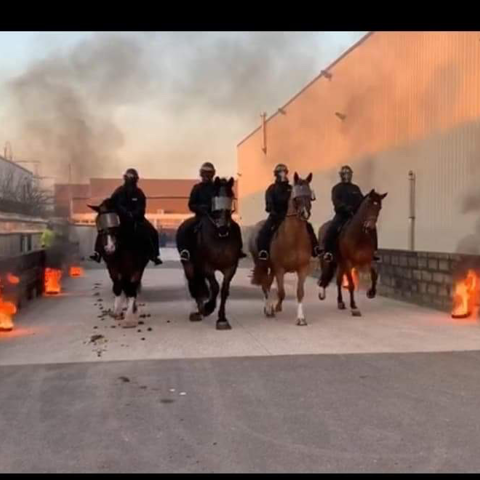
xmin=7 ymin=273 xmax=20 ymax=285
xmin=0 ymin=276 xmax=17 ymax=332
xmin=69 ymin=266 xmax=84 ymax=278
xmin=342 ymin=268 xmax=359 ymax=290
xmin=451 ymin=270 xmax=480 ymax=319
xmin=45 ymin=268 xmax=62 ymax=295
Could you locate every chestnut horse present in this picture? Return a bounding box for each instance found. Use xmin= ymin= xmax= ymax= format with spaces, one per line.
xmin=249 ymin=173 xmax=315 ymax=326
xmin=317 ymin=189 xmax=387 ymax=316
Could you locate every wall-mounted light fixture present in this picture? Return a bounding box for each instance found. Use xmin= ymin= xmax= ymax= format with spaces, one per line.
xmin=335 ymin=112 xmax=347 ymax=121
xmin=322 ymin=70 xmax=333 ymax=80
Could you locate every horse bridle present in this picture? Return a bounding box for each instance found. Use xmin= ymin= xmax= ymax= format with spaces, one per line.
xmin=287 ymin=184 xmax=315 ymax=218
xmin=208 ymin=195 xmax=235 ymax=237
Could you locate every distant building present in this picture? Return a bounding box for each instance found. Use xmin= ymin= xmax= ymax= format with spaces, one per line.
xmin=54 ymin=178 xmax=239 ymax=238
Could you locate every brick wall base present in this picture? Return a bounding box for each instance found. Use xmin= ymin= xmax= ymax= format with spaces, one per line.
xmin=369 ymin=249 xmax=480 ymax=313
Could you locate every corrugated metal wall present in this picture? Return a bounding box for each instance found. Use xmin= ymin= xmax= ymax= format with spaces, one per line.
xmin=237 ymin=32 xmax=480 ymax=254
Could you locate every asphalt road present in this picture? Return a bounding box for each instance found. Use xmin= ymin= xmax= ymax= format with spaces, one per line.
xmin=1 ymin=250 xmax=480 ymax=472
xmin=1 ymin=351 xmax=480 ymax=473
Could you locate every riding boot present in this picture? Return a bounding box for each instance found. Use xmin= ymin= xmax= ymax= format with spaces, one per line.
xmin=90 ymin=252 xmax=101 ymax=263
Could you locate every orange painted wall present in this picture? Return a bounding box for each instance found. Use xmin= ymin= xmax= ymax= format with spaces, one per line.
xmin=238 ymin=32 xmax=480 ymax=254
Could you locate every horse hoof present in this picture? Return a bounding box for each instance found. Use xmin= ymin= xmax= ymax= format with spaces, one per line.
xmin=367 ymin=290 xmax=376 ymax=299
xmin=264 ymin=307 xmax=275 ymax=318
xmin=338 ymin=302 xmax=346 ymax=310
xmin=275 ymin=304 xmax=283 ymax=312
xmin=296 ymin=318 xmax=308 ymax=326
xmin=318 ymin=289 xmax=326 ymax=301
xmin=351 ymin=309 xmax=362 ymax=317
xmin=189 ymin=312 xmax=202 ymax=322
xmin=216 ymin=321 xmax=232 ymax=331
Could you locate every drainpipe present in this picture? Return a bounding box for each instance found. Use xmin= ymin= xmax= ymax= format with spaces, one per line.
xmin=408 ymin=170 xmax=416 ymax=251
xmin=261 ymin=112 xmax=267 ymax=155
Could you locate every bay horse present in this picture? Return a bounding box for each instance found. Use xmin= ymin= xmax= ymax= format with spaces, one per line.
xmin=178 ymin=177 xmax=243 ymax=330
xmin=317 ymin=189 xmax=387 ymax=316
xmin=249 ymin=172 xmax=315 ymax=326
xmin=88 ymin=198 xmax=149 ymax=328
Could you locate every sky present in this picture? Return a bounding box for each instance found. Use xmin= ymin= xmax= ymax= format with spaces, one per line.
xmin=0 ymin=32 xmax=366 ymax=182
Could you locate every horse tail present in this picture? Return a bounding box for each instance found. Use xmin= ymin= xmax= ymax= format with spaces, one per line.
xmin=319 ymin=258 xmax=337 ymax=289
xmin=250 ymin=262 xmax=270 ymax=286
xmin=187 ymin=267 xmax=209 ymax=301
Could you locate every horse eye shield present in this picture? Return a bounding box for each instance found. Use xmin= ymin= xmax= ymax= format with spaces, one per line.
xmin=212 ymin=197 xmax=233 ymax=212
xmin=96 ymin=212 xmax=121 ymax=232
xmin=292 ymin=185 xmax=316 ymax=201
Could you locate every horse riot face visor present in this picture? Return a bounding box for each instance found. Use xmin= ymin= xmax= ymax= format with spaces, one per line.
xmin=292 ymin=184 xmax=315 ymax=201
xmin=212 ymin=196 xmax=234 ymax=212
xmin=96 ymin=212 xmax=121 ymax=232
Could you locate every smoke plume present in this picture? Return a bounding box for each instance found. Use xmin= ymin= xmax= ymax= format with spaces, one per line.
xmin=4 ymin=32 xmax=348 ymax=182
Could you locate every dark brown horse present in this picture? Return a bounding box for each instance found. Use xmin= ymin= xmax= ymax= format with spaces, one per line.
xmin=178 ymin=177 xmax=243 ymax=330
xmin=249 ymin=173 xmax=315 ymax=326
xmin=317 ymin=189 xmax=387 ymax=316
xmin=89 ymin=198 xmax=149 ymax=328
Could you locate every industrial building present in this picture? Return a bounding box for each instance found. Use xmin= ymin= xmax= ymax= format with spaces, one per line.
xmin=237 ymin=31 xmax=480 ymax=312
xmin=237 ymin=31 xmax=480 ymax=256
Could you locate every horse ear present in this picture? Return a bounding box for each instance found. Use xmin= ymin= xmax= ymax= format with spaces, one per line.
xmin=227 ymin=177 xmax=235 ymax=188
xmin=368 ymin=189 xmax=375 ymax=196
xmin=306 ymin=173 xmax=313 ymax=183
xmin=214 ymin=177 xmax=220 ymax=186
xmin=293 ymin=172 xmax=299 ymax=184
xmin=380 ymin=192 xmax=388 ymax=200
xmin=88 ymin=204 xmax=100 ymax=213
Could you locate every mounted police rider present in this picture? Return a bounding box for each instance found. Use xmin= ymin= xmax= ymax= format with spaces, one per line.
xmin=321 ymin=165 xmax=380 ymax=262
xmin=177 ymin=161 xmax=247 ymax=262
xmin=257 ymin=163 xmax=321 ymax=261
xmin=90 ymin=168 xmax=162 ymax=265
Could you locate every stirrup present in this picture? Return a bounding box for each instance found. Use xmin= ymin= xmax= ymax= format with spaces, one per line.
xmin=323 ymin=252 xmax=334 ymax=263
xmin=179 ymin=250 xmax=190 ymax=262
xmin=258 ymin=250 xmax=269 ymax=261
xmin=313 ymin=246 xmax=322 ymax=258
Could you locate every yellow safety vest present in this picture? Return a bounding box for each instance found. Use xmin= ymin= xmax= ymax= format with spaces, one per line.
xmin=41 ymin=229 xmax=56 ymax=249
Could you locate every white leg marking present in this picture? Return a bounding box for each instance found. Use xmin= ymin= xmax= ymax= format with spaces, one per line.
xmin=113 ymin=295 xmax=124 ymax=317
xmin=297 ymin=302 xmax=305 ymax=320
xmin=122 ymin=297 xmax=138 ymax=328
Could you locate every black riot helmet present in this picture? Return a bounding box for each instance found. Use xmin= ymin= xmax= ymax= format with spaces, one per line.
xmin=124 ymin=168 xmax=139 ymax=186
xmin=200 ymin=162 xmax=216 ymax=182
xmin=273 ymin=163 xmax=289 ymax=182
xmin=339 ymin=165 xmax=353 ymax=184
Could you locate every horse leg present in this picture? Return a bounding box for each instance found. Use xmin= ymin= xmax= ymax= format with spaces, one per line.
xmin=274 ymin=269 xmax=286 ymax=313
xmin=216 ymin=265 xmax=237 ymax=330
xmin=337 ymin=267 xmax=346 ymax=310
xmin=296 ymin=268 xmax=308 ymax=326
xmin=202 ymin=272 xmax=220 ymax=318
xmin=346 ymin=267 xmax=361 ymax=317
xmin=111 ymin=279 xmax=124 ymax=320
xmin=367 ymin=265 xmax=378 ymax=299
xmin=262 ymin=269 xmax=275 ymax=318
xmin=122 ymin=277 xmax=140 ymax=328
